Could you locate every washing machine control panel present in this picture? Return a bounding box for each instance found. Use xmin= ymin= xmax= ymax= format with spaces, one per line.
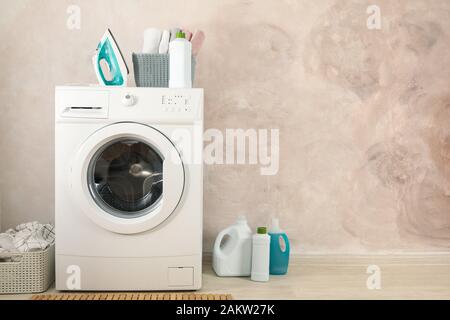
xmin=161 ymin=94 xmax=193 ymax=113
xmin=55 ymin=87 xmax=203 ymax=123
xmin=112 ymin=88 xmax=203 ymax=122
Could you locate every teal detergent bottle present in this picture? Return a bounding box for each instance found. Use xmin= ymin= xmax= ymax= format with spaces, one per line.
xmin=269 ymin=218 xmax=290 ymax=275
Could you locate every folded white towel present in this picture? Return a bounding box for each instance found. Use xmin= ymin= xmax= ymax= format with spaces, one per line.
xmin=158 ymin=29 xmax=170 ymax=54
xmin=142 ymin=28 xmax=162 ymax=54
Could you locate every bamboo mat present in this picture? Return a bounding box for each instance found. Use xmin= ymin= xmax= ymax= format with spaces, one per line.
xmin=31 ymin=292 xmax=232 ymax=300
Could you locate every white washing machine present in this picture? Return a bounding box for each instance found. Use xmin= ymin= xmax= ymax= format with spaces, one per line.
xmin=55 ymin=86 xmax=203 ymax=291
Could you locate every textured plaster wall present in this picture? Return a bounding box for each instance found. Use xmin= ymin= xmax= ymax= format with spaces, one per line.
xmin=0 ymin=0 xmax=449 ymax=253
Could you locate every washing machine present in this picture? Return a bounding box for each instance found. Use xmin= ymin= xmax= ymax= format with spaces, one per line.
xmin=55 ymin=86 xmax=203 ymax=291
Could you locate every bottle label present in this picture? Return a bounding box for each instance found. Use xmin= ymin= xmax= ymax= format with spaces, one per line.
xmin=279 ymin=235 xmax=286 ymax=252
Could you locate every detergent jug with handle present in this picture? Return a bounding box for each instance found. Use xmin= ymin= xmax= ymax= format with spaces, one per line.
xmin=213 ymin=216 xmax=252 ymax=277
xmin=269 ymin=218 xmax=290 ymax=275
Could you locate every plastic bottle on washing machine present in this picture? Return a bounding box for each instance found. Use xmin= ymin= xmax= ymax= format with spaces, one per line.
xmin=212 ymin=216 xmax=252 ymax=277
xmin=169 ymin=31 xmax=192 ymax=88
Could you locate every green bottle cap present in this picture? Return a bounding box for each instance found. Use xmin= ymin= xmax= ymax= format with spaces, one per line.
xmin=176 ymin=31 xmax=185 ymax=39
xmin=257 ymin=227 xmax=267 ymax=234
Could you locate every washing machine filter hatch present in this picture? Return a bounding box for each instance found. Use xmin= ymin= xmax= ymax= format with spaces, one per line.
xmin=87 ymin=137 xmax=163 ymax=218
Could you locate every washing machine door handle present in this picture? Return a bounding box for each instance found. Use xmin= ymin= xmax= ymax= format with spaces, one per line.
xmin=162 ymin=154 xmax=184 ymax=213
xmin=70 ymin=122 xmax=185 ymax=234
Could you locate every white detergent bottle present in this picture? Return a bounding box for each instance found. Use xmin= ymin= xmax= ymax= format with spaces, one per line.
xmin=169 ymin=31 xmax=192 ymax=88
xmin=251 ymin=227 xmax=270 ymax=282
xmin=213 ymin=216 xmax=252 ymax=277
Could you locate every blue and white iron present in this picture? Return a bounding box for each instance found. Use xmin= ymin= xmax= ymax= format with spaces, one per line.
xmin=93 ymin=29 xmax=129 ymax=86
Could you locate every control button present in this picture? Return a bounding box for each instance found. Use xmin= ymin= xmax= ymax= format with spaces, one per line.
xmin=122 ymin=93 xmax=136 ymax=107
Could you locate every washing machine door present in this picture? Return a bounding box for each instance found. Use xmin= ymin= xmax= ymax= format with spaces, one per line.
xmin=71 ymin=122 xmax=184 ymax=234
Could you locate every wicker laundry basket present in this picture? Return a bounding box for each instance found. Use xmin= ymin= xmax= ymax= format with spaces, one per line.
xmin=0 ymin=245 xmax=54 ymax=294
xmin=132 ymin=53 xmax=196 ymax=87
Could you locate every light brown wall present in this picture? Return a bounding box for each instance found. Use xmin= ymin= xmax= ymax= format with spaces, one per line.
xmin=0 ymin=0 xmax=449 ymax=253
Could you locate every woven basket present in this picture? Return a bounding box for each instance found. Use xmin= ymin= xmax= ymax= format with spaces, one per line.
xmin=0 ymin=245 xmax=54 ymax=294
xmin=132 ymin=53 xmax=196 ymax=87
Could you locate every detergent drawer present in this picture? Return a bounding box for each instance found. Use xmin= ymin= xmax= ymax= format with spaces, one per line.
xmin=56 ymin=88 xmax=109 ymax=119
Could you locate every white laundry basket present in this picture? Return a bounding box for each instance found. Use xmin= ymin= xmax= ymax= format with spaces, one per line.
xmin=0 ymin=245 xmax=54 ymax=294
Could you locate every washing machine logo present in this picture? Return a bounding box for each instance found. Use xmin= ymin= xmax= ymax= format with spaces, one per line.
xmin=66 ymin=265 xmax=82 ymax=290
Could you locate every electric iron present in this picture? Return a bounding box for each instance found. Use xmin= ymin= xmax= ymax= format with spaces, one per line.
xmin=93 ymin=28 xmax=129 ymax=86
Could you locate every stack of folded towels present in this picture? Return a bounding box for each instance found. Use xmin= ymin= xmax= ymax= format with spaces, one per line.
xmin=0 ymin=222 xmax=55 ymax=261
xmin=142 ymin=27 xmax=205 ymax=55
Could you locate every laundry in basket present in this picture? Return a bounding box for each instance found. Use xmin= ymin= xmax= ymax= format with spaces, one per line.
xmin=0 ymin=221 xmax=55 ymax=293
xmin=0 ymin=222 xmax=55 ymax=261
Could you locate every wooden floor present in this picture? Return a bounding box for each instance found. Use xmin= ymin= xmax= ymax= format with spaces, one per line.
xmin=1 ymin=255 xmax=449 ymax=300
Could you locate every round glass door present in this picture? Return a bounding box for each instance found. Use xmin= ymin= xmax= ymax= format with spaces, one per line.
xmin=87 ymin=138 xmax=163 ymax=218
xmin=71 ymin=122 xmax=185 ymax=234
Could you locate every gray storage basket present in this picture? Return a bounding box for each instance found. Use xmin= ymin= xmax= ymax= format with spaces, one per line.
xmin=0 ymin=245 xmax=54 ymax=294
xmin=132 ymin=53 xmax=196 ymax=87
